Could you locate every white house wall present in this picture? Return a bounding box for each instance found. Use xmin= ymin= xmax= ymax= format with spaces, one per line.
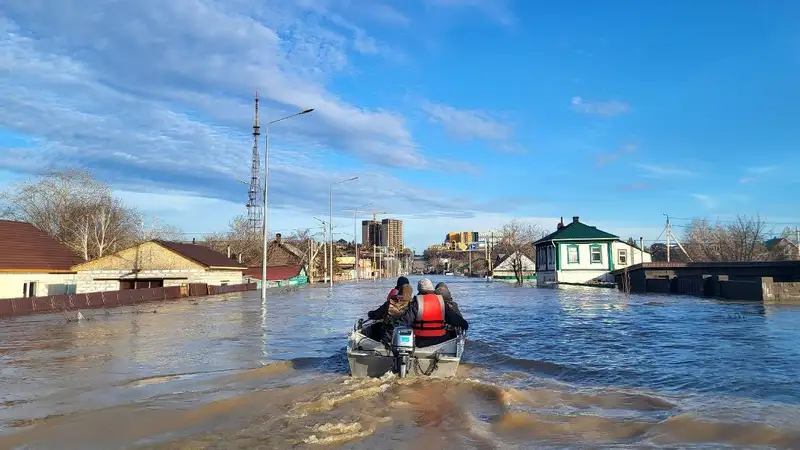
xmin=610 ymin=241 xmax=652 ymax=267
xmin=558 ymin=242 xmax=612 ymax=271
xmin=0 ymin=273 xmax=78 ymax=299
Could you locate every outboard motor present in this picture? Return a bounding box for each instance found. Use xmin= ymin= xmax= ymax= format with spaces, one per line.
xmin=391 ymin=326 xmax=415 ymax=378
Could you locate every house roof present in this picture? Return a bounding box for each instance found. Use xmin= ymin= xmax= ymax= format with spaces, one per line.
xmin=270 ymin=240 xmax=305 ymax=260
xmin=0 ymin=220 xmax=84 ymax=271
xmin=765 ymin=237 xmax=790 ymax=251
xmin=534 ymin=220 xmax=618 ymax=245
xmin=245 ymin=265 xmax=304 ymax=281
xmin=154 ymin=240 xmax=247 ymax=269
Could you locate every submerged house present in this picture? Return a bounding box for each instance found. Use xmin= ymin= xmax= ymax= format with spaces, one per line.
xmin=244 ymin=265 xmax=308 ymax=288
xmin=72 ymin=240 xmax=246 ymax=293
xmin=534 ymin=216 xmax=651 ymax=286
xmin=492 ymin=252 xmax=536 ymax=281
xmin=0 ymin=220 xmax=83 ymax=299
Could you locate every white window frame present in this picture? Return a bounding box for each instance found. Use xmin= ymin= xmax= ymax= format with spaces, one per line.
xmin=590 ymin=246 xmax=602 ymax=264
xmin=618 ymin=249 xmax=627 ymax=264
xmin=567 ymin=245 xmax=579 ymax=264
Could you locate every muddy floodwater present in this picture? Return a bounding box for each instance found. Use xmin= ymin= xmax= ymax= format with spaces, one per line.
xmin=2 ymin=277 xmax=800 ymax=449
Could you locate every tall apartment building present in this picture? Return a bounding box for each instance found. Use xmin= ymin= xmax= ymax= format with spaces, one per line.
xmin=380 ymin=218 xmax=404 ymax=251
xmin=361 ymin=220 xmax=382 ymax=246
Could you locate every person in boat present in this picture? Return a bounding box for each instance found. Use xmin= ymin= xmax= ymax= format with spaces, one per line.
xmin=434 ymin=282 xmax=460 ymax=315
xmin=386 ymin=276 xmax=409 ymax=301
xmin=398 ymin=278 xmax=468 ymax=347
xmin=367 ymin=277 xmax=411 ymax=341
xmin=368 ymin=276 xmax=410 ymax=321
xmin=376 ymin=283 xmax=414 ymax=343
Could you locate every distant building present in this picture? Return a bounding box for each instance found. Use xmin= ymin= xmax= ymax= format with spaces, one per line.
xmin=0 ymin=220 xmax=83 ymax=299
xmin=361 ymin=220 xmax=382 ymax=246
xmin=765 ymin=237 xmax=799 ymax=260
xmin=444 ymin=231 xmax=479 ymax=247
xmin=534 ymin=216 xmax=652 ymax=286
xmin=381 ymin=218 xmax=403 ymax=251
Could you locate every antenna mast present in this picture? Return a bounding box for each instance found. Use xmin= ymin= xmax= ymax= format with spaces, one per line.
xmin=247 ymin=90 xmax=263 ymax=234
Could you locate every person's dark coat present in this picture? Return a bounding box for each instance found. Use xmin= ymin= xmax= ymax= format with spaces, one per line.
xmin=434 ymin=282 xmax=461 ymax=315
xmin=368 ymin=277 xmax=410 ymax=320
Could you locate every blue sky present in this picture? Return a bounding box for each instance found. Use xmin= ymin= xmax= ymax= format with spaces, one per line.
xmin=0 ymin=0 xmax=798 ymax=251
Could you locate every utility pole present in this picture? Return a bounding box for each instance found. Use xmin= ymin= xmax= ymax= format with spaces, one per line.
xmin=663 ymin=213 xmax=691 ymax=262
xmin=313 ymin=217 xmax=327 ymax=284
xmin=329 ymin=177 xmax=359 ymax=288
xmin=665 ymin=214 xmax=671 ymax=263
xmin=363 ymin=210 xmax=389 ymax=280
xmin=343 ymin=203 xmax=373 ymax=283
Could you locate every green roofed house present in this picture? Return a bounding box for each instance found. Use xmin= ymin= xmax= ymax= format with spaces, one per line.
xmin=533 ymin=216 xmax=651 ymax=286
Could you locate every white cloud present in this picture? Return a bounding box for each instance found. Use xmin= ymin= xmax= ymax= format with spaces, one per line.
xmin=113 ymin=186 xmax=674 ymax=250
xmin=0 ymin=1 xmax=434 ymax=179
xmin=691 ymin=193 xmax=717 ymax=209
xmin=596 ymin=143 xmax=637 ymax=166
xmin=571 ymin=96 xmax=631 ymax=117
xmin=636 ymin=164 xmax=698 ymax=178
xmin=747 ymin=166 xmax=777 ymax=175
xmin=420 ymin=100 xmax=521 ymax=152
xmin=424 ymin=0 xmax=516 ymax=27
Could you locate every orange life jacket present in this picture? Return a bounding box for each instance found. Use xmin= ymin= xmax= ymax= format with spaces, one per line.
xmin=387 ymin=288 xmax=399 ymax=301
xmin=412 ymin=293 xmax=446 ymax=338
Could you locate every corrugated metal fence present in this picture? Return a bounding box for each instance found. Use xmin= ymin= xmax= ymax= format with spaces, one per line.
xmin=0 ymin=283 xmax=257 ymax=318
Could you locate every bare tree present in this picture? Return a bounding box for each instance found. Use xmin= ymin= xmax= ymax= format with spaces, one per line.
xmin=202 ymin=214 xmax=270 ymax=266
xmin=0 ymin=168 xmax=166 ymax=260
xmin=682 ymin=214 xmax=772 ymax=262
xmin=496 ymin=219 xmax=546 ymax=285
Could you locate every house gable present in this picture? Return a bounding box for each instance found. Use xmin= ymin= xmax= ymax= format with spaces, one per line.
xmin=73 ymin=241 xmax=206 ymax=271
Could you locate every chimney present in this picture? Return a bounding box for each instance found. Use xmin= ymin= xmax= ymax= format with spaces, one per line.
xmin=238 ymin=253 xmax=242 ymax=263
xmin=572 ymin=216 xmax=580 ymax=223
xmin=227 ymin=245 xmax=231 ymax=258
xmin=276 ymin=233 xmax=282 ymax=243
xmin=557 ymin=216 xmax=564 ymax=230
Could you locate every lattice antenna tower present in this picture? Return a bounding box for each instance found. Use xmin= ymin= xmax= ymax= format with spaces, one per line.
xmin=247 ymin=90 xmax=263 ymax=234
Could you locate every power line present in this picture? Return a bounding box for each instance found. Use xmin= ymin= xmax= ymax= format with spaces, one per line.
xmin=668 ymin=216 xmax=800 ymax=227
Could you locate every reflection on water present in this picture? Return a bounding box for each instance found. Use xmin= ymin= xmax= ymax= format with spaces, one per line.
xmin=2 ymin=278 xmax=800 ymax=448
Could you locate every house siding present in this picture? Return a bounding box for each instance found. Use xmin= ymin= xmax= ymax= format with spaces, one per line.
xmin=610 ymin=241 xmax=652 ymax=268
xmin=536 ymin=240 xmax=648 ymax=286
xmin=73 ymin=242 xmax=243 ymax=293
xmin=0 ymin=272 xmax=79 ymax=299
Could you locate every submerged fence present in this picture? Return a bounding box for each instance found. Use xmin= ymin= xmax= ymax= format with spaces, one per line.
xmin=0 ymin=282 xmax=257 ymax=318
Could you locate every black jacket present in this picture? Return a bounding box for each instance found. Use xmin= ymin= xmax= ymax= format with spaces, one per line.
xmin=367 ymin=301 xmax=389 ymax=320
xmin=398 ymin=295 xmax=468 ymax=332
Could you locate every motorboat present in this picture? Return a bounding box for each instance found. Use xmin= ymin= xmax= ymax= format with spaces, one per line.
xmin=347 ymin=319 xmax=465 ymax=378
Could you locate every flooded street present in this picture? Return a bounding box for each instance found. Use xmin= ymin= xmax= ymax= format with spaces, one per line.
xmin=2 ymin=277 xmax=800 ymax=449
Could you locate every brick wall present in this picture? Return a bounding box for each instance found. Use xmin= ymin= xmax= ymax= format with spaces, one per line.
xmin=75 ymin=269 xmax=243 ymax=293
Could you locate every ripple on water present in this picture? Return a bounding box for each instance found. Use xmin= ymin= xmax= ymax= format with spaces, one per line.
xmin=2 ymin=278 xmax=800 ymax=448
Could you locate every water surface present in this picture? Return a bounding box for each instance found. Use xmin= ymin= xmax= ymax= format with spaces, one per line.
xmin=2 ymin=277 xmax=800 ymax=449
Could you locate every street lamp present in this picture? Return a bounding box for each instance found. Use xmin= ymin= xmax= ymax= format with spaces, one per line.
xmin=329 ymin=177 xmax=359 ymax=288
xmin=261 ymin=107 xmax=314 ymax=306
